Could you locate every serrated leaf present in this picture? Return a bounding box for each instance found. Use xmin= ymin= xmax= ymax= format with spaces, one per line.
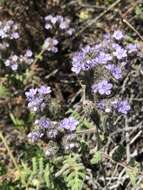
xmin=61 ymin=155 xmax=86 ymax=190
xmin=44 ymin=165 xmax=50 ymax=188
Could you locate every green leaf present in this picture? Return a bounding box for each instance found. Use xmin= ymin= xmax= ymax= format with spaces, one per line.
xmin=44 ymin=164 xmax=51 ymax=188
xmin=90 ymin=151 xmax=102 ymax=164
xmin=36 ymin=54 xmax=43 ymax=61
xmin=135 ymin=5 xmax=143 ymax=19
xmin=0 ymin=0 xmax=5 ymax=5
xmin=112 ymin=144 xmax=125 ymax=162
xmin=0 ymin=85 xmax=10 ymax=97
xmin=126 ymin=168 xmax=138 ymax=187
xmin=9 ymin=113 xmax=25 ymax=128
xmin=32 ymin=157 xmax=38 ymax=175
xmin=60 ymin=154 xmax=86 ymax=190
xmin=39 ymin=157 xmax=44 ymax=176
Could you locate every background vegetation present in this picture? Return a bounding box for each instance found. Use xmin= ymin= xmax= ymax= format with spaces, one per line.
xmin=0 ymin=0 xmax=143 ymax=189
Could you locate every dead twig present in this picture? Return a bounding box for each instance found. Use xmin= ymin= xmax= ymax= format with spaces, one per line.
xmin=125 ymin=116 xmax=130 ymax=163
xmin=119 ymin=10 xmax=143 ymax=41
xmin=122 ymin=18 xmax=143 ymax=41
xmin=122 ymin=0 xmax=141 ymax=18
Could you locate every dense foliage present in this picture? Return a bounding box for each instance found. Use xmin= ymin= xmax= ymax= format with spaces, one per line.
xmin=0 ymin=0 xmax=143 ymax=190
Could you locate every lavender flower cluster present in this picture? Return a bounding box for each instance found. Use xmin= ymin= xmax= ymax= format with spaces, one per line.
xmin=72 ymin=30 xmax=140 ymax=75
xmin=25 ymin=85 xmax=51 ymax=112
xmin=0 ymin=20 xmax=19 ymax=40
xmin=0 ymin=20 xmax=20 ymax=60
xmin=4 ymin=50 xmax=33 ymax=71
xmin=97 ymin=99 xmax=131 ymax=114
xmin=71 ymin=30 xmax=142 ymax=114
xmin=0 ymin=19 xmax=34 ymax=72
xmin=42 ymin=37 xmax=58 ymax=53
xmin=28 ymin=116 xmax=79 ymax=143
xmin=44 ymin=15 xmax=74 ymax=36
xmin=42 ymin=15 xmax=74 ymax=53
xmin=59 ymin=117 xmax=79 ymax=131
xmin=92 ymin=80 xmax=113 ymax=96
xmin=26 ymin=83 xmax=79 ymax=155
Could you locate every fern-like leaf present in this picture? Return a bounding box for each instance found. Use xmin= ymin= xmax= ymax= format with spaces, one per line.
xmin=57 ymin=154 xmax=86 ymax=190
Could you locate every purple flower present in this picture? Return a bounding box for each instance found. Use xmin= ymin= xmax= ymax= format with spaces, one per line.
xmin=28 ymin=131 xmax=43 ymax=142
xmin=25 ymin=49 xmax=33 ymax=57
xmin=11 ymin=55 xmax=18 ymax=62
xmin=45 ymin=23 xmax=52 ymax=30
xmin=97 ymin=100 xmax=105 ymax=111
xmin=113 ymin=30 xmax=124 ymax=40
xmin=44 ymin=14 xmax=74 ymax=36
xmin=0 ymin=29 xmax=6 ymax=38
xmin=96 ymin=52 xmax=112 ymax=64
xmin=59 ymin=117 xmax=79 ymax=131
xmin=44 ymin=15 xmax=54 ymax=21
xmin=71 ymin=45 xmax=97 ymax=74
xmin=35 ymin=117 xmax=52 ymax=129
xmin=103 ymin=33 xmax=111 ymax=41
xmin=4 ymin=51 xmax=34 ymax=70
xmin=112 ymin=43 xmax=121 ymax=50
xmin=50 ymin=16 xmax=58 ymax=24
xmin=112 ymin=67 xmax=122 ymax=79
xmin=66 ymin=28 xmax=75 ymax=35
xmin=126 ymin=44 xmax=139 ymax=54
xmin=27 ymin=97 xmax=43 ymax=112
xmin=59 ymin=18 xmax=70 ymax=29
xmin=4 ymin=60 xmax=10 ymax=66
xmin=112 ymin=100 xmax=131 ymax=114
xmin=11 ymin=63 xmax=18 ymax=71
xmin=43 ymin=37 xmax=58 ymax=52
xmin=25 ymin=88 xmax=37 ymax=100
xmin=44 ymin=15 xmax=59 ymax=24
xmin=25 ymin=85 xmax=51 ymax=112
xmin=11 ymin=32 xmax=19 ymax=39
xmin=20 ymin=54 xmax=33 ymax=65
xmin=97 ymin=100 xmax=112 ymax=113
xmin=71 ymin=61 xmax=82 ymax=74
xmin=4 ymin=55 xmax=19 ymax=71
xmin=56 ymin=15 xmax=64 ymax=22
xmin=92 ymin=80 xmax=113 ymax=95
xmin=106 ymin=64 xmax=122 ymax=79
xmin=0 ymin=20 xmax=19 ymax=40
xmin=113 ymin=47 xmax=127 ymax=60
xmin=38 ymin=85 xmax=51 ymax=95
